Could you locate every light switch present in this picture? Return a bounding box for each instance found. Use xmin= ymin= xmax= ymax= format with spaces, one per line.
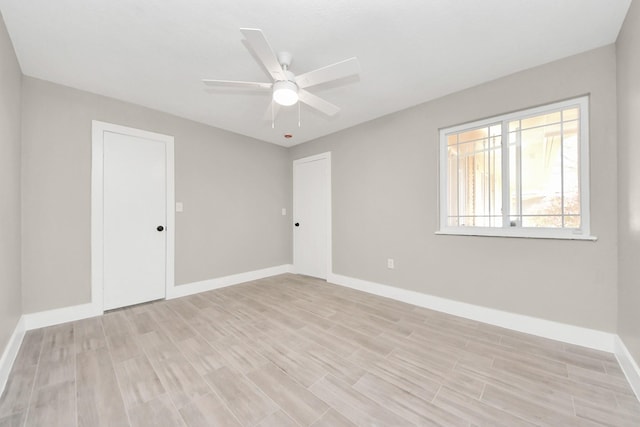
xmin=176 ymin=202 xmax=183 ymax=212
xmin=281 ymin=208 xmax=287 ymax=216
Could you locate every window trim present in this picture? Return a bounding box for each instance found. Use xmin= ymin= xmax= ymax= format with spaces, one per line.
xmin=438 ymin=96 xmax=595 ymax=240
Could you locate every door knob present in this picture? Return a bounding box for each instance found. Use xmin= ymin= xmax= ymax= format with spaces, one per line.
xmin=294 ymin=223 xmax=300 ymax=227
xmin=157 ymin=225 xmax=164 ymax=232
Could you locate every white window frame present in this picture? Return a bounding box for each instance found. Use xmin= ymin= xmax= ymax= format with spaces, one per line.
xmin=437 ymin=96 xmax=595 ymax=240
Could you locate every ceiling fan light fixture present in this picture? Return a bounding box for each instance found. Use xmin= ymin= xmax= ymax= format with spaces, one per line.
xmin=273 ymin=80 xmax=299 ymax=106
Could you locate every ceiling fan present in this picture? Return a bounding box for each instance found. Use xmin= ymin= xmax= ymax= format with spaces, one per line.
xmin=202 ymin=28 xmax=360 ymax=117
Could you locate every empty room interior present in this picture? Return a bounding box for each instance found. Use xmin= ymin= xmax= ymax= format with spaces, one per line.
xmin=1 ymin=1 xmax=640 ymax=426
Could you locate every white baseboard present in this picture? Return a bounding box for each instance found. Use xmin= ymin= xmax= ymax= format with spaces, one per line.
xmin=614 ymin=336 xmax=640 ymax=401
xmin=167 ymin=264 xmax=294 ymax=299
xmin=23 ymin=303 xmax=102 ymax=331
xmin=17 ymin=265 xmax=294 ymax=331
xmin=0 ymin=316 xmax=26 ymax=396
xmin=327 ymin=273 xmax=616 ymax=353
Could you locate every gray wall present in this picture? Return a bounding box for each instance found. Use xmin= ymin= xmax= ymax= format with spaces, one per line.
xmin=617 ymin=0 xmax=640 ymax=367
xmin=0 ymin=13 xmax=22 ymax=354
xmin=21 ymin=77 xmax=291 ymax=313
xmin=291 ymin=46 xmax=618 ymax=332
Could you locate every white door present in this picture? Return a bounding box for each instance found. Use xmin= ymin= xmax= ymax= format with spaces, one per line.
xmin=293 ymin=154 xmax=331 ymax=279
xmin=103 ymin=131 xmax=167 ymax=309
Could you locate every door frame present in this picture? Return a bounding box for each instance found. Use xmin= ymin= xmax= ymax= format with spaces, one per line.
xmin=292 ymin=152 xmax=332 ymax=278
xmin=91 ymin=120 xmax=175 ymax=312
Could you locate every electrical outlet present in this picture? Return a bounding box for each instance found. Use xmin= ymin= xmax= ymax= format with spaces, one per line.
xmin=387 ymin=258 xmax=395 ymax=269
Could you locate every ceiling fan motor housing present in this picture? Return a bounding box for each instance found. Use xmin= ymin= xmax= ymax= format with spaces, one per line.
xmin=277 ymin=51 xmax=293 ymax=68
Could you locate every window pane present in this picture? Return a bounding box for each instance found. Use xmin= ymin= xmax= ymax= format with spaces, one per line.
xmin=562 ymin=120 xmax=580 ymax=219
xmin=447 ymin=145 xmax=458 ymax=225
xmin=521 ymin=111 xmax=561 ymax=130
xmin=564 ymin=215 xmax=580 ymax=228
xmin=562 ymin=119 xmax=578 ymax=136
xmin=509 ymin=131 xmax=520 ymax=223
xmin=520 ymin=123 xmax=563 ymax=227
xmin=453 ymin=130 xmax=502 ymax=227
xmin=520 ymin=124 xmax=562 ymax=214
xmin=522 ymin=215 xmax=562 ymax=228
xmin=563 ymin=107 xmax=579 ymax=121
xmin=458 ymin=127 xmax=488 ymax=143
xmin=490 ymin=136 xmax=503 ymax=227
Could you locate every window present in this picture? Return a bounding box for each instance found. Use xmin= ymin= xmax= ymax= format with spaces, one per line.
xmin=439 ymin=96 xmax=592 ymax=239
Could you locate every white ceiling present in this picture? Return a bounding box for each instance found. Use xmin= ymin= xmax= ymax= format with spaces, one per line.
xmin=0 ymin=0 xmax=631 ymax=147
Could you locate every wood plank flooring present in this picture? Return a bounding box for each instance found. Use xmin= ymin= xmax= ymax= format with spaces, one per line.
xmin=1 ymin=273 xmax=638 ymax=426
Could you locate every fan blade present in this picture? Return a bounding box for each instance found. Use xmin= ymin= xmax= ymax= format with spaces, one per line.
xmin=202 ymin=79 xmax=272 ymax=90
xmin=298 ymin=90 xmax=340 ymax=116
xmin=295 ymin=57 xmax=360 ymax=89
xmin=240 ymin=28 xmax=286 ymax=81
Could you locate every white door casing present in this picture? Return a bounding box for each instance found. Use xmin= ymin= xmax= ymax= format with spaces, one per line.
xmin=293 ymin=152 xmax=332 ymax=279
xmin=91 ymin=121 xmax=175 ymax=311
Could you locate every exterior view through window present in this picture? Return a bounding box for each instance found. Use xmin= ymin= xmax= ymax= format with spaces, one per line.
xmin=439 ymin=96 xmax=591 ymax=239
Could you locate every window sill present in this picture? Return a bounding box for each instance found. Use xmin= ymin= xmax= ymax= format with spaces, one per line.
xmin=435 ymin=230 xmax=598 ymax=241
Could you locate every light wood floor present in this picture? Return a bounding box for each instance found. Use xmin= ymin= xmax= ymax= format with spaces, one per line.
xmin=0 ymin=274 xmax=638 ymax=427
